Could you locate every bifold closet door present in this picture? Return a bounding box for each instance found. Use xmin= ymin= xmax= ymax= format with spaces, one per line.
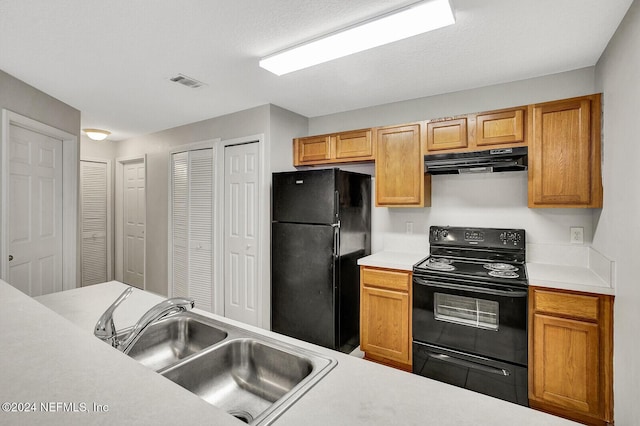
xmin=80 ymin=160 xmax=109 ymax=286
xmin=170 ymin=149 xmax=214 ymax=312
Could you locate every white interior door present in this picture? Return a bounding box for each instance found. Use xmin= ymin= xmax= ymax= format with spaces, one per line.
xmin=170 ymin=148 xmax=214 ymax=312
xmin=80 ymin=160 xmax=110 ymax=286
xmin=7 ymin=124 xmax=63 ymax=296
xmin=123 ymin=160 xmax=145 ymax=288
xmin=224 ymin=142 xmax=259 ymax=325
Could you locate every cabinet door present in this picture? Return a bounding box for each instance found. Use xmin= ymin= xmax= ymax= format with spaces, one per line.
xmin=475 ymin=108 xmax=525 ymax=147
xmin=294 ymin=135 xmax=331 ymax=165
xmin=531 ymin=313 xmax=601 ymax=416
xmin=375 ymin=124 xmax=428 ymax=207
xmin=426 ymin=118 xmax=468 ymax=151
xmin=528 ymin=95 xmax=602 ymax=208
xmin=335 ymin=130 xmax=374 ymax=161
xmin=360 ymin=285 xmax=410 ymax=364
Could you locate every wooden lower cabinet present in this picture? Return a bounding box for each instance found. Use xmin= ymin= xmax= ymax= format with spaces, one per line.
xmin=360 ymin=266 xmax=412 ymax=371
xmin=529 ymin=286 xmax=613 ymax=425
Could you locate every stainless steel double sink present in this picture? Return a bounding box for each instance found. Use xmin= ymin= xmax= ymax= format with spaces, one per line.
xmin=121 ymin=311 xmax=337 ymax=425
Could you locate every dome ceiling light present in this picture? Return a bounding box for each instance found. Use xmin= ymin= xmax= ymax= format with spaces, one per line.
xmin=83 ymin=128 xmax=111 ymax=141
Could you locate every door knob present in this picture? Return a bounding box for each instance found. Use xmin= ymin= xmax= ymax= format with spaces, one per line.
xmin=8 ymin=255 xmax=13 ymax=261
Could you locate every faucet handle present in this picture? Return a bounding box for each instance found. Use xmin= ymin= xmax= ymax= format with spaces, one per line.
xmin=119 ymin=297 xmax=195 ymax=354
xmin=94 ymin=287 xmax=134 ymax=344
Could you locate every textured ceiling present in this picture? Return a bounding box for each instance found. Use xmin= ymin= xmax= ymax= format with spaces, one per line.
xmin=0 ymin=0 xmax=633 ymax=140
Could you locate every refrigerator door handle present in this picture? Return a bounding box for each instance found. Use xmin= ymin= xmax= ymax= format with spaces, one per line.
xmin=333 ymin=221 xmax=341 ymax=257
xmin=334 ymin=190 xmax=340 ymax=221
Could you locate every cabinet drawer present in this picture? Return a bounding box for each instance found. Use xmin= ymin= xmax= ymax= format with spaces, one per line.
xmin=532 ymin=288 xmax=599 ymax=321
xmin=362 ymin=267 xmax=410 ymax=292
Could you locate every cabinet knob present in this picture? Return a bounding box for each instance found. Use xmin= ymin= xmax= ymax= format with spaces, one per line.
xmin=8 ymin=255 xmax=13 ymax=261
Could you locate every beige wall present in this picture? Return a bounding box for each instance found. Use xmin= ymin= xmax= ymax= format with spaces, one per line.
xmin=112 ymin=105 xmax=271 ymax=296
xmin=594 ymin=0 xmax=640 ymax=422
xmin=110 ymin=104 xmax=307 ymax=328
xmin=0 ymin=69 xmax=80 ymax=137
xmin=80 ymin=134 xmax=117 ymax=160
xmin=309 ymin=67 xmax=597 ymax=135
xmin=297 ymin=68 xmax=599 ymax=251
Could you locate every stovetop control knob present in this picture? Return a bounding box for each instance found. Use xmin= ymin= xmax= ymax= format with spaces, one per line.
xmin=500 ymin=231 xmax=522 ymax=245
xmin=441 ymin=229 xmax=448 ymax=238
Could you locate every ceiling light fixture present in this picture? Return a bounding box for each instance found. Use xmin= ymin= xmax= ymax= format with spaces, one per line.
xmin=259 ymin=0 xmax=455 ymax=76
xmin=83 ymin=128 xmax=111 ymax=141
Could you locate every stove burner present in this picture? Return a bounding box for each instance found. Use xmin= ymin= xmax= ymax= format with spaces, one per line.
xmin=425 ymin=258 xmax=456 ymax=271
xmin=483 ymin=263 xmax=518 ymax=272
xmin=488 ymin=270 xmax=520 ymax=279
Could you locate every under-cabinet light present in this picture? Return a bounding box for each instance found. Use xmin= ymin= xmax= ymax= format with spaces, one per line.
xmin=259 ymin=0 xmax=455 ymax=76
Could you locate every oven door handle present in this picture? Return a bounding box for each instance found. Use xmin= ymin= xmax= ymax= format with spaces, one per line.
xmin=413 ymin=277 xmax=528 ymax=298
xmin=427 ymin=353 xmax=511 ymax=376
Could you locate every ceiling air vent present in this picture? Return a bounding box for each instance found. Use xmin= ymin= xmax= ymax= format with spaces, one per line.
xmin=169 ymin=74 xmax=206 ymax=89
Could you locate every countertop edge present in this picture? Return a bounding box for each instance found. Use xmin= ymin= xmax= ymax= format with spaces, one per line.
xmin=526 ymin=262 xmax=615 ymax=296
xmin=23 ymin=280 xmax=580 ymax=426
xmin=357 ymin=251 xmax=428 ymax=271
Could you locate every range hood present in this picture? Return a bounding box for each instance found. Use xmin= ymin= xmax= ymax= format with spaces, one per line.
xmin=424 ymin=147 xmax=528 ymax=175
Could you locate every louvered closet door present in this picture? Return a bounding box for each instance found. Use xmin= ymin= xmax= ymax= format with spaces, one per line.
xmin=171 ymin=152 xmax=189 ymax=299
xmin=170 ymin=149 xmax=214 ymax=312
xmin=80 ymin=160 xmax=108 ymax=286
xmin=188 ymin=149 xmax=213 ymax=312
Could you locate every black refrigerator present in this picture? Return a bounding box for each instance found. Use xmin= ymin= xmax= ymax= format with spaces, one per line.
xmin=271 ymin=168 xmax=371 ymax=353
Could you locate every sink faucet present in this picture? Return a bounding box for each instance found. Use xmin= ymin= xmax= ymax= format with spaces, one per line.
xmin=94 ymin=286 xmax=195 ymax=353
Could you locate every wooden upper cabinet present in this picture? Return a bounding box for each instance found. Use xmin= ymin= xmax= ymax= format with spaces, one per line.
xmin=375 ymin=123 xmax=431 ymax=207
xmin=293 ymin=135 xmax=331 ymax=165
xmin=426 ymin=118 xmax=468 ymax=151
xmin=528 ymin=94 xmax=602 ymax=208
xmin=474 ymin=108 xmax=525 ymax=146
xmin=425 ymin=107 xmax=526 ymax=154
xmin=293 ymin=129 xmax=374 ymax=166
xmin=334 ymin=129 xmax=374 ymax=160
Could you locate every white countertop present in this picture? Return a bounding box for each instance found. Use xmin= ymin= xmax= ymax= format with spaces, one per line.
xmin=358 ymin=241 xmax=616 ymax=296
xmin=1 ymin=280 xmax=579 ymax=425
xmin=0 ymin=281 xmax=236 ymax=426
xmin=526 ymin=244 xmax=615 ymax=296
xmin=357 ymin=251 xmax=428 ymax=271
xmin=526 ymin=262 xmax=615 ymax=295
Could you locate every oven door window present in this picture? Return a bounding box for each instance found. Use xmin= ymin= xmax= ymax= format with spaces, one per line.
xmin=434 ymin=293 xmax=499 ymax=331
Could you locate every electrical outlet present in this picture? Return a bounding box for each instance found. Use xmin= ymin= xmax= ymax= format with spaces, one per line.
xmin=570 ymin=227 xmax=584 ymax=244
xmin=406 ymin=221 xmax=414 ymax=234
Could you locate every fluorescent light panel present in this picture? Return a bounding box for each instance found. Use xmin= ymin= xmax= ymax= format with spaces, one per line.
xmin=259 ymin=0 xmax=455 ymax=76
